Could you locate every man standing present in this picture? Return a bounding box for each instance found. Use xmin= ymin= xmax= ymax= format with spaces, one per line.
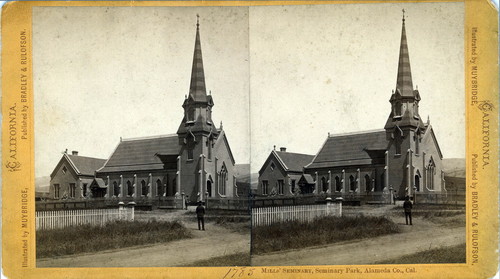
xmin=403 ymin=196 xmax=413 ymax=225
xmin=196 ymin=201 xmax=206 ymax=230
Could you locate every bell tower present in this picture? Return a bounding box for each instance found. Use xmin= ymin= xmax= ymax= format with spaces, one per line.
xmin=384 ymin=11 xmax=425 ymax=197
xmin=177 ymin=16 xmax=219 ymax=202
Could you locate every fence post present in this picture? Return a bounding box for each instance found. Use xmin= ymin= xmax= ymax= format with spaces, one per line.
xmin=127 ymin=202 xmax=136 ymax=221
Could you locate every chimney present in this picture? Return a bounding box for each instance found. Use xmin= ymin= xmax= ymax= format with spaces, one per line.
xmin=280 ymin=147 xmax=287 ymax=152
xmin=72 ymin=151 xmax=79 ymax=156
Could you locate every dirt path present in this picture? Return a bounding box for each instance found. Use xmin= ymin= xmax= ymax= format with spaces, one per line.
xmin=37 ymin=209 xmax=250 ymax=267
xmin=252 ymin=212 xmax=465 ymax=266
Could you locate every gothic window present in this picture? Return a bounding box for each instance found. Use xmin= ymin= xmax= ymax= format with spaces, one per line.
xmin=278 ymin=180 xmax=284 ymax=195
xmin=414 ymin=175 xmax=420 ymax=192
xmin=395 ymin=101 xmax=402 ymax=116
xmin=415 ymin=131 xmax=420 ymax=155
xmin=321 ymin=177 xmax=328 ymax=192
xmin=335 ymin=176 xmax=341 ymax=192
xmin=427 ymin=158 xmax=436 ymax=190
xmin=349 ymin=175 xmax=356 ymax=192
xmin=365 ymin=175 xmax=371 ymax=191
xmin=207 ymin=138 xmax=212 ymax=160
xmin=219 ymin=164 xmax=227 ymax=196
xmin=113 ymin=181 xmax=119 ymax=197
xmin=156 ymin=179 xmax=163 ymax=197
xmin=262 ymin=180 xmax=269 ymax=195
xmin=127 ymin=181 xmax=133 ymax=197
xmin=394 ymin=129 xmax=402 ymax=155
xmin=54 ymin=184 xmax=60 ymax=199
xmin=188 ymin=107 xmax=195 ymax=121
xmin=141 ymin=180 xmax=148 ymax=196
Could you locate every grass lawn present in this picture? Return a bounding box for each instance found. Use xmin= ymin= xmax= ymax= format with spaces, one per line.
xmin=185 ymin=209 xmax=251 ymax=233
xmin=251 ymin=216 xmax=401 ymax=254
xmin=377 ymin=243 xmax=466 ymax=264
xmin=184 ymin=252 xmax=250 ymax=267
xmin=37 ymin=220 xmax=192 ymax=258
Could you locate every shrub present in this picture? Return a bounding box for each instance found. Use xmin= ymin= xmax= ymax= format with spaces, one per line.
xmin=37 ymin=220 xmax=192 ymax=258
xmin=252 ymin=216 xmax=400 ymax=254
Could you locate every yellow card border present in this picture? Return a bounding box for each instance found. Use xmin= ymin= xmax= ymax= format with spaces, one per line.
xmin=2 ymin=1 xmax=498 ymax=278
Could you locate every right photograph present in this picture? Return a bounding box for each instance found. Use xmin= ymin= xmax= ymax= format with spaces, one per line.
xmin=249 ymin=2 xmax=465 ymax=266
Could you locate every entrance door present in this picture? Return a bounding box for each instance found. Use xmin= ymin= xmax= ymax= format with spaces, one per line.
xmin=207 ymin=180 xmax=212 ymax=197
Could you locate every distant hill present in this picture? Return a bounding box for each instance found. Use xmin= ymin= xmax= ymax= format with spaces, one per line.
xmin=442 ymin=158 xmax=465 ymax=178
xmin=35 ymin=176 xmax=51 ymax=193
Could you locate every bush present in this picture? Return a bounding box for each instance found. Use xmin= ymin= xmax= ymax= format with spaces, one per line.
xmin=37 ymin=220 xmax=192 ymax=258
xmin=252 ymin=216 xmax=400 ymax=254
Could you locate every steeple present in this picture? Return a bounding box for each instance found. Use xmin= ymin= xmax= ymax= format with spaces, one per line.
xmin=189 ymin=14 xmax=207 ymax=102
xmin=395 ymin=9 xmax=414 ymax=97
xmin=385 ymin=11 xmax=424 ymax=132
xmin=178 ymin=15 xmax=217 ymax=137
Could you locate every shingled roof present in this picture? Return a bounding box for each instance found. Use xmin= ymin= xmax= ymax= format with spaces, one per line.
xmin=98 ymin=134 xmax=180 ymax=173
xmin=306 ymin=130 xmax=388 ymax=169
xmin=51 ymin=154 xmax=106 ymax=178
xmin=274 ymin=151 xmax=315 ymax=173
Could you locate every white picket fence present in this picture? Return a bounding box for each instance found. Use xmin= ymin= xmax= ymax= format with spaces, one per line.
xmin=36 ymin=208 xmax=134 ymax=230
xmin=252 ymin=202 xmax=342 ymax=227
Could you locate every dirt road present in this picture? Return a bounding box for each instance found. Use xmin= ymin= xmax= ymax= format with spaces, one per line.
xmin=37 ymin=209 xmax=250 ymax=268
xmin=252 ymin=210 xmax=465 ymax=266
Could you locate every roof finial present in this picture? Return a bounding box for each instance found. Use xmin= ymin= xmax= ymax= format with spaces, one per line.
xmin=402 ymin=9 xmax=406 ymax=22
xmin=196 ymin=14 xmax=200 ymax=28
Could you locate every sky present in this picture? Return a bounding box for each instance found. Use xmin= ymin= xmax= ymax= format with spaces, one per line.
xmin=33 ymin=3 xmax=465 ymax=177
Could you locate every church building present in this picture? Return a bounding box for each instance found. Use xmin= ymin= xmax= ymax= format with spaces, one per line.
xmin=48 ymin=17 xmax=239 ymax=204
xmin=258 ymin=15 xmax=445 ymax=199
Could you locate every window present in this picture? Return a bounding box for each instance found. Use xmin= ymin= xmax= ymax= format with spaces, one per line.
xmin=219 ymin=164 xmax=227 ymax=196
xmin=54 ymin=184 xmax=60 ymax=199
xmin=365 ymin=175 xmax=371 ymax=192
xmin=188 ymin=107 xmax=195 ymax=121
xmin=262 ymin=180 xmax=269 ymax=195
xmin=335 ymin=176 xmax=341 ymax=192
xmin=141 ymin=180 xmax=148 ymax=196
xmin=207 ymin=138 xmax=212 ymax=160
xmin=427 ymin=159 xmax=436 ymax=190
xmin=127 ymin=181 xmax=133 ymax=197
xmin=69 ymin=183 xmax=76 ymax=198
xmin=113 ymin=182 xmax=119 ymax=197
xmin=187 ymin=136 xmax=195 ymax=160
xmin=321 ymin=177 xmax=328 ymax=192
xmin=349 ymin=175 xmax=356 ymax=192
xmin=83 ymin=183 xmax=88 ymax=197
xmin=62 ymin=166 xmax=67 ymax=174
xmin=415 ymin=131 xmax=420 ymax=155
xmin=395 ymin=101 xmax=402 ymax=116
xmin=277 ymin=180 xmax=284 ymax=195
xmin=291 ymin=180 xmax=296 ymax=193
xmin=156 ymin=179 xmax=163 ymax=197
xmin=270 ymin=162 xmax=275 ymax=171
xmin=394 ymin=129 xmax=402 ymax=155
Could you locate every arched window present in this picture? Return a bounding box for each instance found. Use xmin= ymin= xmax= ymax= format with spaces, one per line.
xmin=365 ymin=174 xmax=371 ymax=191
xmin=394 ymin=129 xmax=402 ymax=155
xmin=321 ymin=177 xmax=328 ymax=192
xmin=414 ymin=175 xmax=420 ymax=192
xmin=127 ymin=181 xmax=133 ymax=197
xmin=395 ymin=101 xmax=402 ymax=116
xmin=141 ymin=180 xmax=148 ymax=196
xmin=349 ymin=175 xmax=356 ymax=192
xmin=207 ymin=180 xmax=212 ymax=197
xmin=207 ymin=138 xmax=213 ymax=160
xmin=188 ymin=107 xmax=195 ymax=121
xmin=427 ymin=158 xmax=436 ymax=190
xmin=113 ymin=182 xmax=119 ymax=197
xmin=335 ymin=176 xmax=341 ymax=192
xmin=219 ymin=164 xmax=227 ymax=196
xmin=156 ymin=179 xmax=163 ymax=197
xmin=415 ymin=130 xmax=420 ymax=155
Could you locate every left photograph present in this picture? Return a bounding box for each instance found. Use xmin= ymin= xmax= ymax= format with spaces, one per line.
xmin=33 ymin=6 xmax=251 ymax=267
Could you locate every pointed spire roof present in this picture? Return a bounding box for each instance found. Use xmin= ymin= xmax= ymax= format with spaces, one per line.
xmin=189 ymin=15 xmax=207 ymax=102
xmin=395 ymin=10 xmax=414 ymax=97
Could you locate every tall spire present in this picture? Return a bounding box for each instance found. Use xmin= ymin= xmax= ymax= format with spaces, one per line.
xmin=189 ymin=14 xmax=207 ymax=101
xmin=396 ymin=9 xmax=414 ymax=97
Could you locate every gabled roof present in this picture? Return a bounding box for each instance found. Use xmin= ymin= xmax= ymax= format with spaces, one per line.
xmin=258 ymin=150 xmax=314 ymax=175
xmin=306 ymin=130 xmax=388 ymax=169
xmin=50 ymin=154 xmax=106 ymax=178
xmin=97 ymin=134 xmax=180 ymax=173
